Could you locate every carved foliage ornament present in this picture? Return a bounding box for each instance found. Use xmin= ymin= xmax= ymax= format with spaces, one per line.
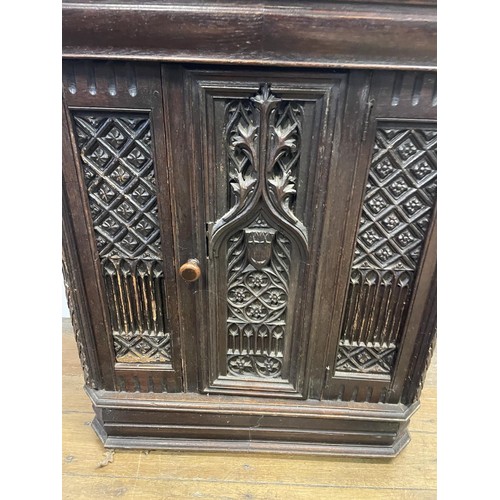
xmin=212 ymin=84 xmax=306 ymax=379
xmin=212 ymin=84 xmax=307 ymax=252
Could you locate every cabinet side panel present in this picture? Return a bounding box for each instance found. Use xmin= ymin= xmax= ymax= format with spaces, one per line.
xmin=62 ymin=188 xmax=102 ymax=389
xmin=336 ymin=124 xmax=437 ymax=376
xmin=401 ymin=270 xmax=436 ymax=405
xmin=63 ymin=60 xmax=182 ymax=392
xmin=325 ymin=71 xmax=437 ymax=403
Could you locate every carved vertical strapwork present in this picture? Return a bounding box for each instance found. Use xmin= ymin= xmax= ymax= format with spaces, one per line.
xmin=72 ymin=112 xmax=172 ymax=364
xmin=337 ymin=126 xmax=437 ymax=376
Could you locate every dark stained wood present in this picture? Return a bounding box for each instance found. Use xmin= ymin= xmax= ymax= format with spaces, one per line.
xmin=401 ymin=270 xmax=436 ymax=405
xmin=63 ymin=60 xmax=184 ymax=393
xmin=176 ymin=67 xmax=348 ymax=399
xmin=87 ymin=386 xmax=416 ymax=456
xmin=62 ymin=1 xmax=436 ymax=457
xmin=62 ymin=315 xmax=437 ymax=495
xmin=321 ymin=70 xmax=437 ymax=404
xmin=62 ymin=171 xmax=103 ymax=390
xmin=62 ymin=1 xmax=436 ymax=70
xmin=63 ymin=99 xmax=116 ymax=391
xmin=306 ymin=69 xmax=372 ymax=400
xmin=160 ymin=63 xmax=205 ymax=393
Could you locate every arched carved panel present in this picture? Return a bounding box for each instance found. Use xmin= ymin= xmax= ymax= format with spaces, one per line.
xmin=190 ymin=72 xmax=345 ymax=397
xmin=211 ymin=84 xmax=308 ymax=256
xmin=210 ymin=85 xmax=307 ymax=383
xmin=226 ymin=214 xmax=291 ymax=379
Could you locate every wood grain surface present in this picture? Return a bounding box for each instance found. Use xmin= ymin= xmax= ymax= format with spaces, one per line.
xmin=62 ymin=1 xmax=436 ymax=70
xmin=62 ymin=318 xmax=436 ymax=499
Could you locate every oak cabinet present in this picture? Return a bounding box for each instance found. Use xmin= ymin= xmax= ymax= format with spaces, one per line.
xmin=62 ymin=1 xmax=436 ymax=457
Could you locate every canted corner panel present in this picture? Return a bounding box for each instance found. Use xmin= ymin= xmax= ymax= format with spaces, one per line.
xmin=71 ymin=110 xmax=173 ymax=368
xmin=401 ymin=270 xmax=437 ymax=405
xmin=335 ymin=124 xmax=437 ymax=379
xmin=62 ymin=249 xmax=99 ymax=389
xmin=198 ymin=77 xmax=340 ymax=396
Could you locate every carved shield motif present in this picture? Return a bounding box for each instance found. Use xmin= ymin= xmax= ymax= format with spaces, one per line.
xmin=245 ymin=228 xmax=276 ymax=270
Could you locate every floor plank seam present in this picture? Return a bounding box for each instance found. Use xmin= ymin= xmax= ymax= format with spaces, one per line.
xmin=61 ymin=472 xmax=436 ymax=490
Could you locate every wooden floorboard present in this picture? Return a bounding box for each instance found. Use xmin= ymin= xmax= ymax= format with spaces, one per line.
xmin=62 ymin=318 xmax=437 ymax=499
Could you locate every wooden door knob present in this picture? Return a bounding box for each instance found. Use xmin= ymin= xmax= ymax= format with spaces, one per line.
xmin=179 ymin=259 xmax=201 ymax=282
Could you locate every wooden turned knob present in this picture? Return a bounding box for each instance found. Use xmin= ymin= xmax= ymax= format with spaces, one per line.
xmin=179 ymin=259 xmax=201 ymax=282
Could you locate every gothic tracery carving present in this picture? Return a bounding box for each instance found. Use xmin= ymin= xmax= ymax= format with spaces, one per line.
xmin=337 ymin=126 xmax=437 ymax=375
xmin=213 ymin=84 xmax=306 ymax=379
xmin=73 ymin=112 xmax=172 ymax=364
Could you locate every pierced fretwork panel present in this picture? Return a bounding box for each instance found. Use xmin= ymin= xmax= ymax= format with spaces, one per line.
xmin=72 ymin=111 xmax=172 ymax=364
xmin=337 ymin=126 xmax=437 ymax=376
xmin=226 ymin=215 xmax=291 ymax=379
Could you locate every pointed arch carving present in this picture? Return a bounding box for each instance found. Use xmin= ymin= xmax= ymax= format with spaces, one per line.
xmin=210 ymin=84 xmax=308 ymax=262
xmin=190 ymin=71 xmax=344 ymax=395
xmin=207 ymin=84 xmax=310 ymax=380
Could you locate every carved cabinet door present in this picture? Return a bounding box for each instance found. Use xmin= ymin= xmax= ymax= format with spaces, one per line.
xmin=164 ymin=66 xmax=357 ymax=398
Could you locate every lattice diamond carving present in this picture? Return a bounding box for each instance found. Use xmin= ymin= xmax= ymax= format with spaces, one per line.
xmin=373 ymin=157 xmax=397 ymax=180
xmin=336 ymin=343 xmax=396 ymax=375
xmin=113 ymin=332 xmax=171 ymax=364
xmin=338 ymin=126 xmax=437 ymax=376
xmin=72 ymin=112 xmax=172 ymax=366
xmin=73 ymin=113 xmax=160 ymax=260
xmin=353 ymin=127 xmax=437 ymax=271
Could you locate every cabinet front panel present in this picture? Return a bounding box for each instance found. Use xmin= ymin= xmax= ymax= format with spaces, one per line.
xmin=180 ymin=69 xmax=347 ymax=397
xmin=63 ymin=61 xmax=183 ymax=392
xmin=63 ymin=63 xmax=436 ymax=404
